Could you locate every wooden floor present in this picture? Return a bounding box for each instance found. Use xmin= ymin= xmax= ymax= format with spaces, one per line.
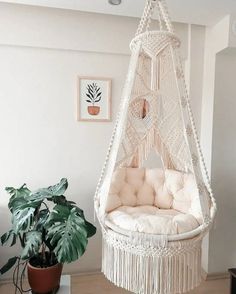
xmin=0 ymin=274 xmax=230 ymax=294
xmin=71 ymin=274 xmax=230 ymax=294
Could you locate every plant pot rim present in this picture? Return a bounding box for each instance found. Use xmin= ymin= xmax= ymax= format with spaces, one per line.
xmin=28 ymin=261 xmax=63 ymax=271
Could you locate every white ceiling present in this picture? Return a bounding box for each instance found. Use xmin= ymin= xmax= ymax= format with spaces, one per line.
xmin=0 ymin=0 xmax=236 ymax=26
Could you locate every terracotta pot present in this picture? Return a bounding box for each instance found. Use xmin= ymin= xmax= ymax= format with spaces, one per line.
xmin=88 ymin=106 xmax=100 ymax=115
xmin=28 ymin=261 xmax=63 ymax=294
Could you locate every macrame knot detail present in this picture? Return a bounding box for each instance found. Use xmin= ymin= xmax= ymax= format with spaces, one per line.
xmin=203 ymin=215 xmax=211 ymax=226
xmin=186 ymin=124 xmax=193 ymax=136
xmin=197 ymin=182 xmax=205 ymax=194
xmin=181 ymin=96 xmax=187 ymax=108
xmin=176 ymin=67 xmax=184 ymax=79
xmin=191 ymin=153 xmax=199 ymax=166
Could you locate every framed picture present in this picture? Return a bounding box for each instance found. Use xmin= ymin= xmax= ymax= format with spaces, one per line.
xmin=77 ymin=76 xmax=112 ymax=122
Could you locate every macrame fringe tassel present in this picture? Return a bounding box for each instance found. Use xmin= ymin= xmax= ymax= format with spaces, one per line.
xmin=137 ymin=127 xmax=156 ymax=166
xmin=135 ymin=126 xmax=175 ymax=170
xmin=102 ymin=237 xmax=202 ymax=294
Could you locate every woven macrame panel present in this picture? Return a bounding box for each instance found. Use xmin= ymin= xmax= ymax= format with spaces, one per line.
xmin=157 ymin=46 xmax=192 ymax=171
xmin=116 ymin=40 xmax=192 ymax=172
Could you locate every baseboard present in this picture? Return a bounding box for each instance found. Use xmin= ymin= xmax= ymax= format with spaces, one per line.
xmin=1 ymin=269 xmax=229 ymax=285
xmin=0 ymin=270 xmax=103 ymax=285
xmin=70 ymin=269 xmax=230 ymax=281
xmin=201 ymin=269 xmax=208 ymax=280
xmin=69 ymin=270 xmax=102 ymax=277
xmin=206 ymin=272 xmax=230 ymax=280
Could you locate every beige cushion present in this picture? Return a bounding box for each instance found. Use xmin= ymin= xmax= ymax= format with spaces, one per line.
xmin=105 ymin=168 xmax=203 ymax=223
xmin=106 ymin=206 xmax=200 ymax=235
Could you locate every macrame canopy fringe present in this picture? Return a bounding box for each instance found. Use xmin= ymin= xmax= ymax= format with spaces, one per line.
xmin=94 ymin=0 xmax=216 ymax=293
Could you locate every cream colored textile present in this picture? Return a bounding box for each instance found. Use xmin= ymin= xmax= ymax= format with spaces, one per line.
xmin=106 ymin=206 xmax=199 ymax=235
xmin=105 ymin=167 xmax=203 ymax=223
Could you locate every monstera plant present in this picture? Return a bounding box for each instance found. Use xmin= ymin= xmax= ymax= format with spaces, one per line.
xmin=0 ymin=179 xmax=96 ymax=294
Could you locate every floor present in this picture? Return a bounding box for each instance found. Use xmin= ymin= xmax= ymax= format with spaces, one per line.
xmin=0 ymin=274 xmax=230 ymax=294
xmin=71 ymin=274 xmax=230 ymax=294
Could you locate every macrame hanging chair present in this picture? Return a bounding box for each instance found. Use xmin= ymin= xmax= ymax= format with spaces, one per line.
xmin=94 ymin=0 xmax=216 ymax=293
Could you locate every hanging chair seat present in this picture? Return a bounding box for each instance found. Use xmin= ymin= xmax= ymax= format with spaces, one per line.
xmin=98 ymin=169 xmax=213 ymax=294
xmin=105 ymin=206 xmax=200 ymax=235
xmin=104 ymin=168 xmax=204 ymax=235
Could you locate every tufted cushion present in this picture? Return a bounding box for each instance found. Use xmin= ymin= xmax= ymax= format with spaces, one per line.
xmin=165 ymin=169 xmax=202 ymax=222
xmin=104 ymin=167 xmax=204 ymax=236
xmin=106 ymin=167 xmax=202 ymax=220
xmin=145 ymin=168 xmax=173 ymax=209
xmin=106 ymin=206 xmax=200 ymax=235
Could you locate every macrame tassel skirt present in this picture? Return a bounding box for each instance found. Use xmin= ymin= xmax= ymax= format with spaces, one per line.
xmin=102 ymin=230 xmax=203 ymax=294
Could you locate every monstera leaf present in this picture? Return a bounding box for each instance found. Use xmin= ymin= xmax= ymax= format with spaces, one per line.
xmin=1 ymin=230 xmax=17 ymax=247
xmin=29 ymin=178 xmax=68 ymax=202
xmin=5 ymin=184 xmax=42 ymax=235
xmin=6 ymin=184 xmax=30 ymax=199
xmin=6 ymin=184 xmax=31 ymax=213
xmin=74 ymin=208 xmax=96 ymax=238
xmin=21 ymin=231 xmax=42 ymax=260
xmin=35 ymin=209 xmax=49 ymax=231
xmin=45 ymin=205 xmax=89 ymax=263
xmin=0 ymin=256 xmax=18 ymax=275
xmin=84 ymin=220 xmax=97 ymax=238
xmin=12 ymin=201 xmax=40 ymax=234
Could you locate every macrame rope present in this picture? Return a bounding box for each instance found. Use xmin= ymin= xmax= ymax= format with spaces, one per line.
xmin=158 ymin=0 xmax=174 ymax=33
xmin=136 ymin=0 xmax=154 ymax=36
xmin=135 ymin=0 xmax=174 ymax=36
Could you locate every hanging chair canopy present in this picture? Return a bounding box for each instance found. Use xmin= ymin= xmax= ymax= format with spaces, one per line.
xmin=94 ymin=1 xmax=216 ymax=293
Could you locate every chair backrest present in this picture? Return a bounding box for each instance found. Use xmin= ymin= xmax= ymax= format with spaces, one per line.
xmin=105 ymin=168 xmax=203 ymax=223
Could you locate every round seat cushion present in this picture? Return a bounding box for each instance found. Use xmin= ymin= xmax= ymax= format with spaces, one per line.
xmin=106 ymin=205 xmax=200 ymax=235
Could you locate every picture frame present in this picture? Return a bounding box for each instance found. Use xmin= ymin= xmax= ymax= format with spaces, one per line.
xmin=77 ymin=76 xmax=112 ymax=122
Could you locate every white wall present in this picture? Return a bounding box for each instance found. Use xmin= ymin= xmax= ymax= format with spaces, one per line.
xmin=201 ymin=15 xmax=230 ymax=176
xmin=186 ymin=24 xmax=205 ymax=132
xmin=209 ymin=50 xmax=236 ymax=273
xmin=0 ymin=3 xmax=205 ymax=278
xmin=0 ymin=45 xmax=131 ymax=277
xmin=200 ymin=15 xmax=236 ymax=275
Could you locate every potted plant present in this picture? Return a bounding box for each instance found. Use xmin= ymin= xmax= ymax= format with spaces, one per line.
xmin=86 ymin=82 xmax=102 ymax=115
xmin=0 ymin=178 xmax=96 ymax=294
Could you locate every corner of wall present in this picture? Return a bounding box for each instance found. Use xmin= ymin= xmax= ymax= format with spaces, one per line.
xmin=200 ymin=13 xmax=234 ymax=274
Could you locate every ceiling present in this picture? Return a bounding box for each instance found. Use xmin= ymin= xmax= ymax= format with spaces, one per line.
xmin=0 ymin=0 xmax=236 ymax=26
